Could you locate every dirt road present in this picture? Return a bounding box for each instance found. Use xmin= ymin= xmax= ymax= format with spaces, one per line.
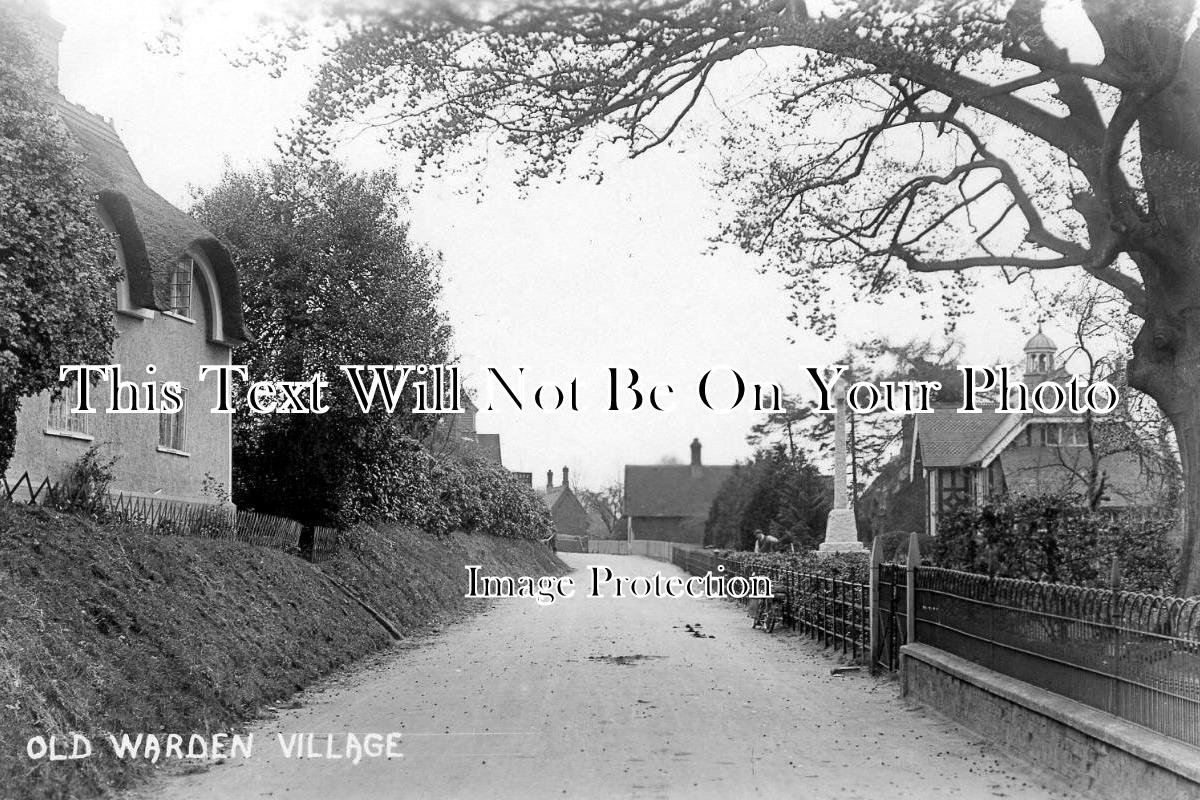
xmin=151 ymin=554 xmax=1076 ymax=800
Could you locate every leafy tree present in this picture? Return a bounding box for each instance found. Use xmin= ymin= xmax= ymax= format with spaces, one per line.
xmin=277 ymin=0 xmax=1200 ymax=594
xmin=578 ymin=481 xmax=623 ymax=537
xmin=0 ymin=5 xmax=119 ymax=474
xmin=705 ymin=444 xmax=831 ymax=550
xmin=190 ymin=160 xmax=454 ymax=524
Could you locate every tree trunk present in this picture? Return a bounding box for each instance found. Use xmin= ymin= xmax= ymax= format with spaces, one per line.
xmin=1176 ymin=414 xmax=1200 ymax=596
xmin=1128 ymin=305 xmax=1200 ymax=597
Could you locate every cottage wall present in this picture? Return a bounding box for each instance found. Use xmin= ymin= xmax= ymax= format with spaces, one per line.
xmin=8 ymin=286 xmax=233 ymax=504
xmin=631 ymin=515 xmax=705 ymax=545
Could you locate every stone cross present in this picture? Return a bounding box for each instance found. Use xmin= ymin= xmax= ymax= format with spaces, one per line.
xmin=819 ymin=376 xmax=866 ymax=554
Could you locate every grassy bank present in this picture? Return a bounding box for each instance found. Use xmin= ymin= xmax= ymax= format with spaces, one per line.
xmin=0 ymin=504 xmax=564 ymax=799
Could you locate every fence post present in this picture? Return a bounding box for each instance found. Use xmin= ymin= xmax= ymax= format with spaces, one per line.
xmin=869 ymin=536 xmax=883 ymax=674
xmin=905 ymin=532 xmax=920 ymax=646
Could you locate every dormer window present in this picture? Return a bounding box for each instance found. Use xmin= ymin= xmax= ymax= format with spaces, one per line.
xmin=168 ymin=258 xmax=193 ymax=317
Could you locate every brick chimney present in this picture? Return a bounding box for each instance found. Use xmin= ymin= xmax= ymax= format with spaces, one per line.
xmin=690 ymin=438 xmax=702 ymax=478
xmin=561 ymin=466 xmax=569 ymax=488
xmin=546 ymin=469 xmax=554 ymax=489
xmin=16 ymin=1 xmax=64 ymax=90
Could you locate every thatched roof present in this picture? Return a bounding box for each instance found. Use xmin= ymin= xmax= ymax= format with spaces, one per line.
xmin=54 ymin=98 xmax=249 ymax=343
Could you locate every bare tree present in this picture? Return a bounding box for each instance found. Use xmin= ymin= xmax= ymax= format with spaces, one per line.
xmin=289 ymin=0 xmax=1200 ymax=594
xmin=1047 ymin=281 xmax=1182 ymax=510
xmin=578 ymin=482 xmax=624 ymax=536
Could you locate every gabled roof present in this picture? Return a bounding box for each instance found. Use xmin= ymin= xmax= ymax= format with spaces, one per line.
xmin=623 ymin=464 xmax=736 ymax=518
xmin=585 ymin=509 xmax=612 ymax=538
xmin=54 ymin=98 xmax=249 ymax=343
xmin=913 ymin=407 xmax=1011 ymax=468
xmin=540 ymin=485 xmax=566 ymax=510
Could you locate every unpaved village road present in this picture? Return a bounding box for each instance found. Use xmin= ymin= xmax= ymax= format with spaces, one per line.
xmin=151 ymin=554 xmax=1078 ymax=800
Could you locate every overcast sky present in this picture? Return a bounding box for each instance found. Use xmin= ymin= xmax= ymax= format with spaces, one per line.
xmin=49 ymin=0 xmax=1057 ymax=489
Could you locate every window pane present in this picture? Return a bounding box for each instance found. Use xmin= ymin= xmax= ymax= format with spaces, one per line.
xmin=169 ymin=259 xmax=192 ymax=316
xmin=48 ymin=381 xmax=90 ymax=435
xmin=174 ymin=390 xmax=187 ymax=450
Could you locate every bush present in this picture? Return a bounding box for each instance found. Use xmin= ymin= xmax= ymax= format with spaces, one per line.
xmin=932 ymin=493 xmax=1179 ymax=593
xmin=50 ymin=447 xmax=117 ymax=514
xmin=717 ymin=549 xmax=871 ymax=583
xmin=871 ymin=530 xmax=933 ymax=564
xmin=327 ymin=434 xmax=552 ymax=540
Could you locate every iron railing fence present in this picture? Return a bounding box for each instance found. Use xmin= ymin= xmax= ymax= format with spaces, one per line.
xmin=671 ymin=545 xmax=718 ymax=577
xmin=875 ymin=562 xmax=907 ymax=673
xmin=913 ymin=565 xmax=1200 ymax=747
xmin=722 ymin=556 xmax=870 ymax=663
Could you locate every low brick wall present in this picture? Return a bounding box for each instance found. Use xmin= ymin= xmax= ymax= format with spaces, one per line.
xmin=901 ymin=643 xmax=1200 ymax=800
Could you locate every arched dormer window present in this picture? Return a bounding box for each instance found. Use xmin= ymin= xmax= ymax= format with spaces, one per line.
xmin=95 ymin=191 xmax=156 ymax=318
xmin=96 ymin=203 xmax=143 ymax=318
xmin=177 ymin=248 xmax=227 ymax=343
xmin=168 ymin=258 xmax=194 ymax=317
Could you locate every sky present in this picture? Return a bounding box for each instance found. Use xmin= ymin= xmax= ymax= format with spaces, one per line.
xmin=47 ymin=0 xmax=1062 ymax=489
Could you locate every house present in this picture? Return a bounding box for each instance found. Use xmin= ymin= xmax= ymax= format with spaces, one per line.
xmin=539 ymin=467 xmax=589 ymax=538
xmin=910 ymin=331 xmax=1163 ymax=535
xmin=5 ymin=9 xmax=248 ymax=507
xmin=426 ymin=396 xmax=504 ymax=465
xmin=623 ymin=438 xmax=735 ymax=544
xmin=585 ymin=507 xmax=622 ymax=540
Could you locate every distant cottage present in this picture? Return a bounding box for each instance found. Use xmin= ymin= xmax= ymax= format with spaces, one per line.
xmin=426 ymin=397 xmax=503 ymax=465
xmin=539 ymin=467 xmax=589 ymax=538
xmin=6 ymin=10 xmax=248 ymax=507
xmin=906 ymin=331 xmax=1162 ymax=536
xmin=623 ymin=439 xmax=735 ymax=545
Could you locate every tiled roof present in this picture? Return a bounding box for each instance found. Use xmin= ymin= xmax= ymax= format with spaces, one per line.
xmin=915 ymin=407 xmax=1010 ymax=467
xmin=623 ymin=464 xmax=736 ymax=517
xmin=539 ymin=485 xmax=566 ymax=510
xmin=1001 ymin=448 xmax=1162 ymax=507
xmin=53 ymin=98 xmax=249 ymax=342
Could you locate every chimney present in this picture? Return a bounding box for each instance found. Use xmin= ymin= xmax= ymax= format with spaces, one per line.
xmin=546 ymin=470 xmax=554 ymax=490
xmin=690 ymin=438 xmax=702 ymax=478
xmin=562 ymin=466 xmax=569 ymax=488
xmin=17 ymin=2 xmax=64 ymax=91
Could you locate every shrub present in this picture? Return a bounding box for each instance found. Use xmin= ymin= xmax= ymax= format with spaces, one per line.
xmin=932 ymin=493 xmax=1179 ymax=593
xmin=50 ymin=446 xmax=117 ymax=515
xmin=717 ymin=549 xmax=871 ymax=583
xmin=325 ymin=434 xmax=552 ymax=540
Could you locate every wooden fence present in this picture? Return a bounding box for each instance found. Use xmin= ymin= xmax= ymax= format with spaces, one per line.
xmin=2 ymin=470 xmax=308 ymax=556
xmin=310 ymin=525 xmax=341 ymax=562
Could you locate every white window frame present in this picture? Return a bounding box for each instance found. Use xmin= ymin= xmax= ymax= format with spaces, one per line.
xmin=45 ymin=380 xmax=93 ymax=441
xmin=157 ymin=388 xmax=189 ymax=456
